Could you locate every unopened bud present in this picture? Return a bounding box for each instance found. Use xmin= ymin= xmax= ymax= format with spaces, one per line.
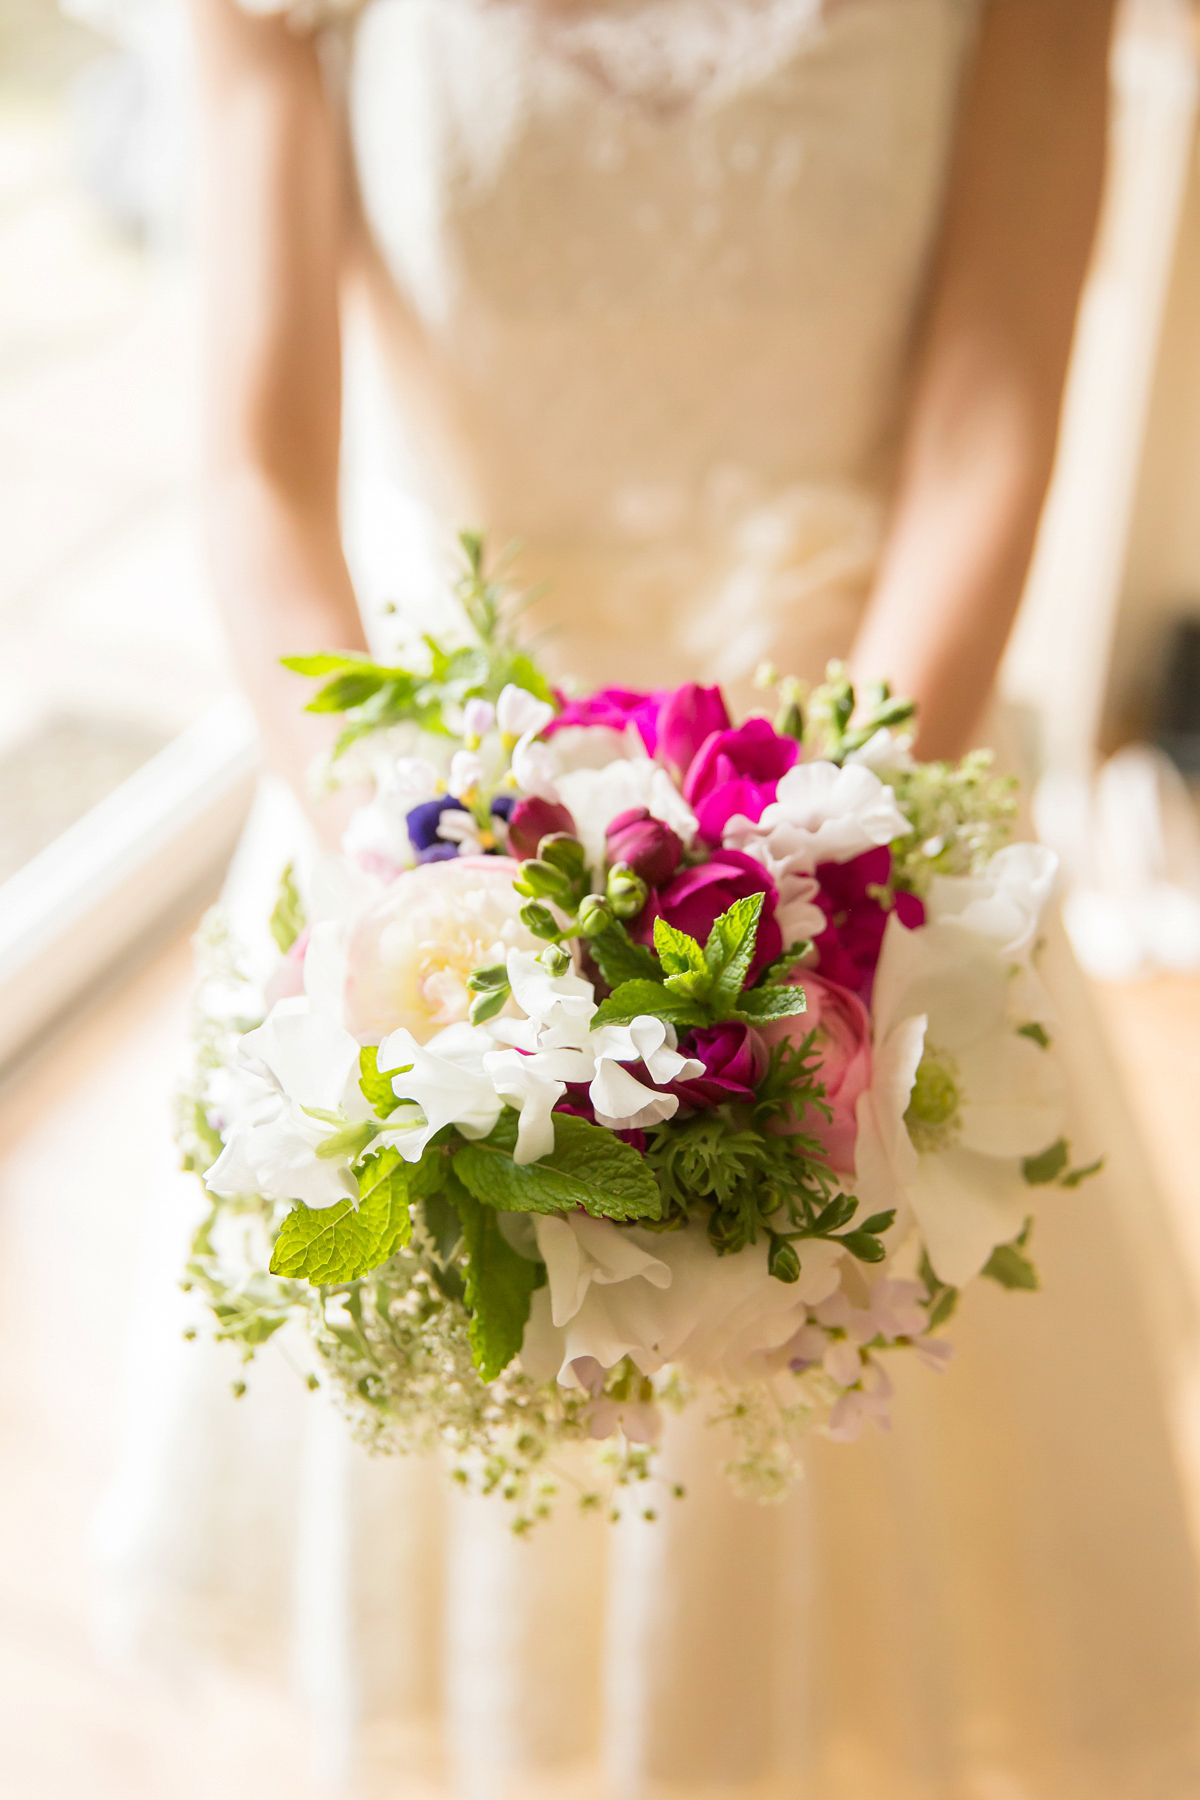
xmin=577 ymin=894 xmax=614 ymax=937
xmin=606 ymin=862 xmax=648 ymax=920
xmin=767 ymin=1236 xmax=801 ymax=1284
xmin=466 ymin=963 xmax=509 ymax=993
xmin=605 ymin=808 xmax=683 ymax=886
xmin=515 ymin=858 xmax=570 ymax=901
xmin=774 ymin=699 xmax=804 ymax=742
xmin=519 ymin=900 xmax=560 ymax=940
xmin=538 ymin=943 xmax=571 ymax=976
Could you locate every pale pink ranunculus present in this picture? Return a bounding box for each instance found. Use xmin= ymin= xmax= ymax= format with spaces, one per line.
xmin=343 ymin=856 xmax=540 ymax=1044
xmin=759 ymin=971 xmax=872 ymax=1176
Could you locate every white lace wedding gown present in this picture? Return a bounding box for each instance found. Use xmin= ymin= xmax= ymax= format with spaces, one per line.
xmin=98 ymin=2 xmax=1200 ymax=1794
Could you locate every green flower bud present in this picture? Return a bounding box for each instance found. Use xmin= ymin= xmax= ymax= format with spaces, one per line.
xmin=519 ymin=900 xmax=560 ymax=940
xmin=576 ymin=894 xmax=614 ymax=937
xmin=469 ymin=987 xmax=510 ymax=1025
xmin=466 ymin=963 xmax=510 ymax=993
xmin=774 ymin=699 xmax=804 ymax=742
xmin=537 ymin=832 xmax=586 ymax=880
xmin=538 ymin=943 xmax=571 ymax=976
xmin=767 ymin=1236 xmax=801 ymax=1284
xmin=606 ymin=861 xmax=648 ymax=919
xmin=515 ymin=859 xmax=572 ymax=901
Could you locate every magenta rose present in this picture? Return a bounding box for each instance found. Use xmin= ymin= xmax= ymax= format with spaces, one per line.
xmin=544 ymin=686 xmax=666 ymax=754
xmin=670 ymin=1022 xmax=767 ymax=1110
xmin=605 ymin=807 xmax=684 ymax=885
xmin=682 ymin=717 xmax=800 ymax=847
xmin=759 ymin=971 xmax=872 ymax=1175
xmin=641 ymin=848 xmax=782 ymax=982
xmin=655 ymin=683 xmax=732 ymax=782
xmin=813 ymin=847 xmax=925 ymax=999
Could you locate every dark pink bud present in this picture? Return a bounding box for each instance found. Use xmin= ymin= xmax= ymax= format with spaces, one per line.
xmin=605 ymin=807 xmax=684 ymax=885
xmin=508 ymin=796 xmax=577 ymax=860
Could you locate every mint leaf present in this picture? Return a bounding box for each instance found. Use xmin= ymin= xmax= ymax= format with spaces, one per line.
xmin=453 ymin=1112 xmax=662 ymax=1222
xmin=981 ymin=1241 xmax=1039 ymax=1290
xmin=756 ymin=940 xmax=813 ymax=987
xmin=451 ymin=1174 xmax=541 ymax=1381
xmin=652 ymin=917 xmax=707 ymax=978
xmin=733 ymin=984 xmax=808 ymax=1024
xmin=307 ymin=670 xmax=388 ymax=714
xmin=1022 ymin=1138 xmax=1069 ymax=1186
xmin=703 ymin=893 xmax=764 ymax=1007
xmin=359 ymin=1045 xmax=403 ymax=1117
xmin=592 ymin=980 xmax=704 ymax=1029
xmin=269 ymin=1149 xmax=411 ymax=1284
xmin=587 ymin=922 xmax=663 ymax=989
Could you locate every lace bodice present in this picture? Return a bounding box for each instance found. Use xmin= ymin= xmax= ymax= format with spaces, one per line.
xmin=271 ymin=0 xmax=979 ymax=687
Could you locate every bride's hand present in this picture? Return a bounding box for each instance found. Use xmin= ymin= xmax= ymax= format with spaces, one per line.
xmin=850 ymin=0 xmax=1116 ymax=761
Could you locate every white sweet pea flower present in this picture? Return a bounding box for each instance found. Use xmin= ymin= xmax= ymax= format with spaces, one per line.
xmin=481 ymin=1046 xmax=582 ymax=1164
xmin=448 ymin=750 xmax=485 ymax=799
xmin=520 ymin=1213 xmax=841 ymax=1388
xmin=511 ymin=728 xmax=562 ymax=802
xmin=462 ymin=699 xmax=496 ymax=742
xmin=436 ymin=808 xmax=485 ymax=852
xmin=376 ymin=1022 xmax=503 ymax=1161
xmin=844 ymin=728 xmax=917 ymax=775
xmin=725 ymin=760 xmax=910 ymax=875
xmin=497 ymin=683 xmax=555 ymax=744
xmin=856 ymin=913 xmax=1067 ymax=1287
xmin=205 ymin=999 xmax=375 ymax=1209
xmin=588 ymin=1018 xmax=702 ymax=1129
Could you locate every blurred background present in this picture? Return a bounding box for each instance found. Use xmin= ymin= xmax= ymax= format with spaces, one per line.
xmin=1 ymin=0 xmax=1200 ymax=1793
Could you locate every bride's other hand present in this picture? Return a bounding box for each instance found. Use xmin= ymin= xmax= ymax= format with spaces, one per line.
xmin=190 ymin=0 xmax=369 ymax=847
xmin=849 ymin=0 xmax=1117 ymax=762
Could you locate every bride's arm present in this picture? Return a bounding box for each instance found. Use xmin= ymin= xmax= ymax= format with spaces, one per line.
xmin=849 ymin=0 xmax=1117 ymax=760
xmin=189 ymin=0 xmax=368 ymax=822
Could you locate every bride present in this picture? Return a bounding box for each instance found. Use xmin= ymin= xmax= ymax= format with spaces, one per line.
xmin=108 ymin=0 xmax=1200 ymax=1793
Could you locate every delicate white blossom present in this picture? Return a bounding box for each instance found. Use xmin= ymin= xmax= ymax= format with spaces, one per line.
xmin=448 ymin=750 xmax=485 ymax=799
xmin=462 ymin=698 xmax=496 ymax=742
xmin=376 ymin=1022 xmax=503 ymax=1160
xmin=725 ymin=760 xmax=910 ymax=875
xmin=205 ymin=999 xmax=374 ymax=1209
xmin=555 ymin=758 xmax=697 ymax=873
xmin=497 ymin=683 xmax=556 ymax=745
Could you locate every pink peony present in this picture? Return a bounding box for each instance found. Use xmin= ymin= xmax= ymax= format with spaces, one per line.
xmin=682 ymin=717 xmax=799 ymax=847
xmin=641 ymin=849 xmax=782 ymax=982
xmin=760 ymin=970 xmax=872 ymax=1175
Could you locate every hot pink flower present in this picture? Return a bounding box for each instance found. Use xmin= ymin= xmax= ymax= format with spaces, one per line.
xmin=670 ymin=1022 xmax=767 ymax=1109
xmin=605 ymin=807 xmax=684 ymax=885
xmin=656 ymin=683 xmax=732 ymax=781
xmin=759 ymin=971 xmax=872 ymax=1175
xmin=812 ymin=847 xmax=925 ymax=999
xmin=683 ymin=717 xmax=799 ymax=847
xmin=508 ymin=796 xmax=578 ymax=860
xmin=545 ymin=687 xmax=666 ymax=753
xmin=640 ymin=849 xmax=782 ymax=982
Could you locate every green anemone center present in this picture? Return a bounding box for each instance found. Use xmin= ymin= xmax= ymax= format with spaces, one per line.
xmin=905 ymin=1046 xmax=962 ymax=1154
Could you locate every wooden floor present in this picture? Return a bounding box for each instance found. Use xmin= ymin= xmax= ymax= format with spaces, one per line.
xmin=0 ymin=927 xmax=1197 ymax=1797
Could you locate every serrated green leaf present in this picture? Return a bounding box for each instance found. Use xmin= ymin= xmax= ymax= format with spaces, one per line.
xmin=281 ymin=651 xmax=366 ymax=676
xmin=652 ymin=917 xmax=708 ymax=978
xmin=269 ymin=1150 xmax=411 ymax=1284
xmin=587 ymin=923 xmax=662 ymax=988
xmin=452 ymin=1173 xmax=541 ymax=1381
xmin=420 ymin=1186 xmax=463 ymax=1262
xmin=359 ymin=1045 xmax=403 ymax=1117
xmin=756 ymin=940 xmax=813 ymax=987
xmin=703 ymin=892 xmax=764 ymax=1006
xmin=733 ymin=984 xmax=808 ymax=1024
xmin=1022 ymin=1138 xmax=1069 ymax=1186
xmin=981 ymin=1241 xmax=1040 ymax=1290
xmin=268 ymin=861 xmax=306 ymax=954
xmin=592 ymin=980 xmax=705 ymax=1029
xmin=453 ymin=1111 xmax=662 ymax=1222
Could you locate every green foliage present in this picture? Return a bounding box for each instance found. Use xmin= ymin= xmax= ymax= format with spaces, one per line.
xmin=587 ymin=920 xmax=663 ymax=988
xmin=178 ymin=1095 xmax=224 ymax=1175
xmin=642 ymin=1037 xmax=889 ymax=1275
xmin=919 ymin=1249 xmax=959 ymax=1328
xmin=982 ymin=1240 xmax=1040 ymax=1291
xmin=269 ymin=862 xmax=306 ymax=954
xmin=454 ymin=1109 xmax=662 ymax=1222
xmin=269 ymin=1150 xmax=412 ymax=1284
xmin=592 ymin=895 xmax=810 ymax=1032
xmin=1022 ymin=1138 xmax=1068 ymax=1185
xmin=282 ymin=533 xmax=555 ymax=756
xmin=453 ymin=1174 xmax=542 ymax=1381
xmin=359 ymin=1046 xmax=404 ymax=1117
xmin=1017 ymin=1020 xmax=1051 ymax=1049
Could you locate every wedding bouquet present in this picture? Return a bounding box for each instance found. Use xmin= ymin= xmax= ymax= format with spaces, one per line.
xmin=180 ymin=537 xmax=1097 ymax=1524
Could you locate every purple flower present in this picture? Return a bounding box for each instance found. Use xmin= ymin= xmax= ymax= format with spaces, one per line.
xmin=656 ymin=683 xmax=732 ymax=782
xmin=508 ymin=795 xmax=578 ymax=860
xmin=605 ymin=807 xmax=684 ymax=885
xmin=682 ymin=718 xmax=799 ymax=847
xmin=544 ymin=687 xmax=667 ymax=754
xmin=670 ymin=1023 xmax=767 ymax=1109
xmin=406 ymin=794 xmax=517 ymax=861
xmin=641 ymin=849 xmax=782 ymax=982
xmin=812 ymin=847 xmax=926 ymax=998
